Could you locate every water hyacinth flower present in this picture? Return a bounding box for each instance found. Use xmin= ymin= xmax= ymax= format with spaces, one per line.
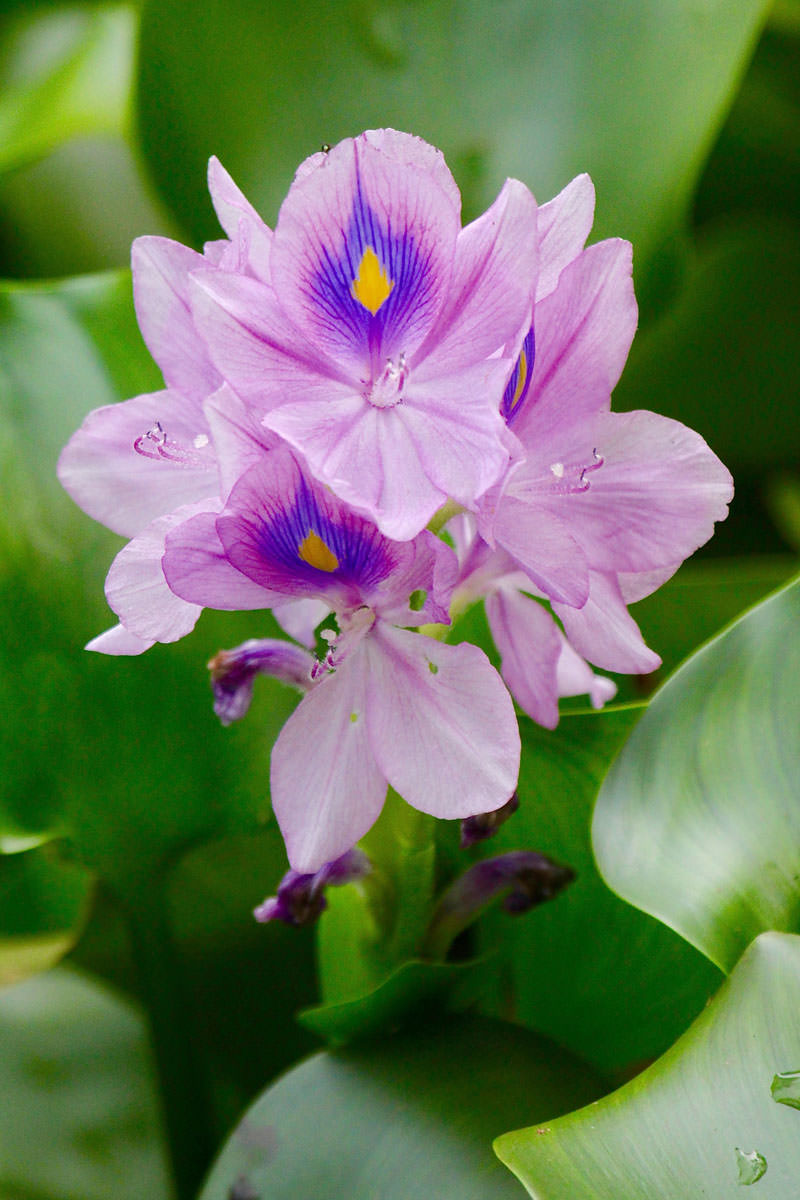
xmin=162 ymin=448 xmax=520 ymax=871
xmin=189 ymin=128 xmax=538 ymax=539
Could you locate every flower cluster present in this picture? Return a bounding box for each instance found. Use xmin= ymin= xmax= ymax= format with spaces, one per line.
xmin=58 ymin=129 xmax=733 ymax=873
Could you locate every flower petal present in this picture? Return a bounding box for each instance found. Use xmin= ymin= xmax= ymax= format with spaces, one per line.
xmin=555 ymin=636 xmax=617 ymax=709
xmin=364 ymin=624 xmax=519 ymax=819
xmin=513 ymin=238 xmax=637 ymax=443
xmin=536 ymin=173 xmax=595 ymax=302
xmin=487 ymin=493 xmax=590 ymax=607
xmin=162 ymin=507 xmax=286 ymax=610
xmin=553 ymin=571 xmax=661 ymax=674
xmin=57 ymin=389 xmax=217 ymax=538
xmin=190 ymin=268 xmax=355 ymax=406
xmin=85 ymin=623 xmax=154 ymax=656
xmin=203 ymin=383 xmax=278 ymax=500
xmin=104 ymin=504 xmax=210 ymax=643
xmin=270 ymin=129 xmax=460 ymax=367
xmin=485 ymin=587 xmax=561 ymax=728
xmin=415 ymin=178 xmax=538 ymax=374
xmin=271 ymin=650 xmax=386 ymax=872
xmin=564 ymin=410 xmax=734 ymax=573
xmin=132 ymin=236 xmax=221 ymax=397
xmin=207 ymin=156 xmax=273 ymax=283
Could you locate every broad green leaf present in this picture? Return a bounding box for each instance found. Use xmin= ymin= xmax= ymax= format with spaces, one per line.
xmin=0 ymin=6 xmax=134 ymax=174
xmin=472 ymin=708 xmax=722 ymax=1074
xmin=0 ymin=965 xmax=171 ymax=1200
xmin=198 ymin=1017 xmax=604 ymax=1200
xmin=137 ymin=0 xmax=769 ymax=288
xmin=593 ymin=574 xmax=800 ymax=972
xmin=496 ymin=932 xmax=800 ymax=1200
xmin=0 ymin=844 xmax=92 ymax=986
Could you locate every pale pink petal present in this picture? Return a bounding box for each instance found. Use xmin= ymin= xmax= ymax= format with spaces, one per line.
xmin=203 ymin=384 xmax=278 ymax=499
xmin=415 ymin=178 xmax=538 ymax=373
xmin=553 ymin=572 xmax=661 ymax=674
xmin=618 ymin=563 xmax=681 ymax=604
xmin=132 ymin=236 xmax=220 ymax=397
xmin=364 ymin=625 xmax=519 ymax=819
xmin=57 ymin=389 xmax=217 ymax=538
xmin=86 ymin=624 xmax=154 ymax=656
xmin=488 ymin=494 xmax=590 ymax=607
xmin=207 ymin=156 xmax=273 ymax=283
xmin=190 ymin=269 xmax=355 ymax=406
xmin=564 ymin=410 xmax=734 ymax=573
xmin=264 ymin=395 xmax=448 ymax=540
xmin=104 ymin=504 xmax=211 ymax=643
xmin=555 ymin=636 xmax=617 ymax=709
xmin=271 ymin=650 xmax=386 ymax=872
xmin=270 ymin=129 xmax=460 ymax=367
xmin=485 ymin=587 xmax=561 ymax=728
xmin=162 ymin=509 xmax=286 ymax=610
xmin=272 ymin=598 xmax=329 ymax=648
xmin=514 ymin=239 xmax=637 ymax=444
xmin=536 ymin=174 xmax=595 ymax=302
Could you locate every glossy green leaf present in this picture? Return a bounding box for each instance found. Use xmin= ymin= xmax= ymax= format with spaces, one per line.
xmin=0 ymin=965 xmax=170 ymax=1200
xmin=137 ymin=0 xmax=768 ymax=286
xmin=0 ymin=6 xmax=134 ymax=174
xmin=198 ymin=1017 xmax=604 ymax=1200
xmin=0 ymin=844 xmax=93 ymax=986
xmin=472 ymin=707 xmax=722 ymax=1074
xmin=496 ymin=932 xmax=800 ymax=1200
xmin=593 ymin=574 xmax=800 ymax=973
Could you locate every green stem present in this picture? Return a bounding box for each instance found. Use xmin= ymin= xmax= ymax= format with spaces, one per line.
xmin=118 ymin=873 xmax=216 ymax=1200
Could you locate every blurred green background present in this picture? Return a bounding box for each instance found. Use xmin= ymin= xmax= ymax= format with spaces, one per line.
xmin=0 ymin=1 xmax=798 ymax=1197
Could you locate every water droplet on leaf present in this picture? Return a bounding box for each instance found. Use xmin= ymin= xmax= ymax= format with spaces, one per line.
xmin=771 ymin=1068 xmax=800 ymax=1110
xmin=735 ymin=1147 xmax=767 ymax=1185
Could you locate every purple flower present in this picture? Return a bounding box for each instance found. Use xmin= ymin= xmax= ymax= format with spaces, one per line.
xmin=189 ymin=129 xmax=538 ymax=539
xmin=162 ymin=449 xmax=520 ymax=871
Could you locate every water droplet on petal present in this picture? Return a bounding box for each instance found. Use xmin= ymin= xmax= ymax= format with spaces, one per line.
xmin=771 ymin=1068 xmax=800 ymax=1110
xmin=735 ymin=1148 xmax=767 ymax=1185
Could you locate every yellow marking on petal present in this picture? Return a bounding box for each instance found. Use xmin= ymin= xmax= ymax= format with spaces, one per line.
xmin=298 ymin=529 xmax=339 ymax=572
xmin=510 ymin=348 xmax=528 ymax=411
xmin=351 ymin=246 xmax=394 ymax=314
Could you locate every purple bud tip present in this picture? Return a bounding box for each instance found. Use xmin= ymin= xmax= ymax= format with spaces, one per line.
xmin=460 ymin=792 xmax=520 ymax=848
xmin=208 ymin=638 xmax=314 ymax=725
xmin=423 ymin=849 xmax=575 ymax=959
xmin=254 ymin=848 xmax=371 ymax=928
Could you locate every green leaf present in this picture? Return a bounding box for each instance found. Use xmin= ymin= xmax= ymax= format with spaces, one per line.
xmin=593 ymin=574 xmax=800 ymax=973
xmin=299 ymin=957 xmax=484 ymax=1044
xmin=495 ymin=932 xmax=800 ymax=1200
xmin=0 ymin=965 xmax=171 ymax=1200
xmin=0 ymin=845 xmax=93 ymax=986
xmin=137 ymin=0 xmax=769 ymax=288
xmin=0 ymin=6 xmax=134 ymax=174
xmin=473 ymin=707 xmax=722 ymax=1074
xmin=198 ymin=1017 xmax=605 ymax=1200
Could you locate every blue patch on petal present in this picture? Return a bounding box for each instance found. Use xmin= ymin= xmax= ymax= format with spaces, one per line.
xmin=255 ymin=473 xmax=395 ymax=592
xmin=501 ymin=326 xmax=535 ymax=424
xmin=307 ymin=173 xmax=438 ymax=363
